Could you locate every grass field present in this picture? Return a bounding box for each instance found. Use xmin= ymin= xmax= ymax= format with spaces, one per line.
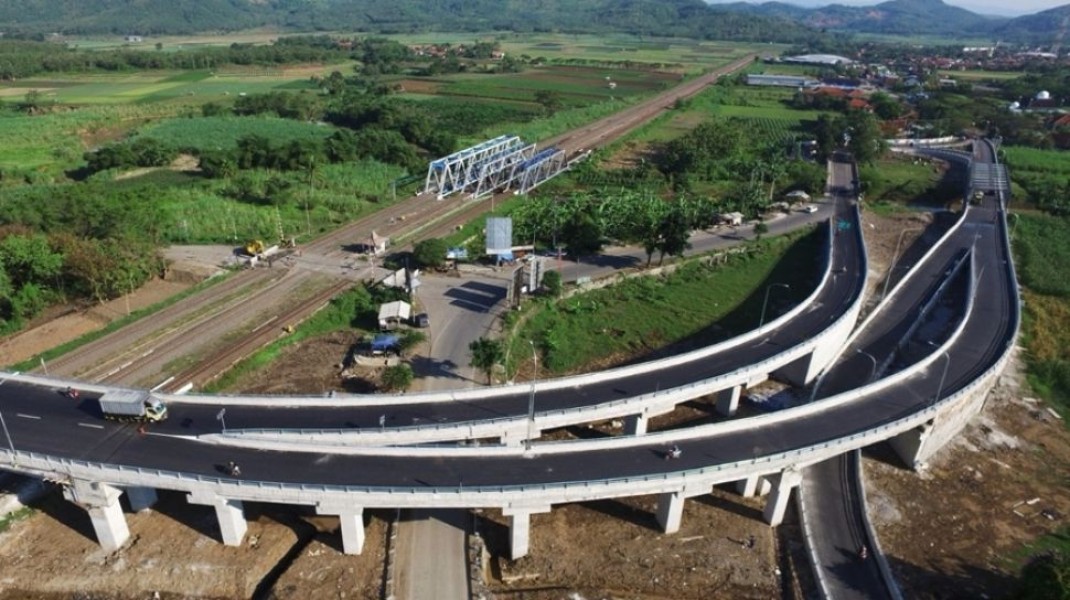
xmin=0 ymin=67 xmax=330 ymax=106
xmin=859 ymin=154 xmax=951 ymax=210
xmin=438 ymin=65 xmax=677 ymax=107
xmin=1013 ymin=212 xmax=1070 ymax=424
xmin=605 ymin=83 xmax=821 ymax=158
xmin=1003 ymin=146 xmax=1070 ymax=176
xmin=137 ymin=115 xmax=338 ymax=150
xmin=394 ymin=33 xmax=774 ymax=74
xmin=509 ymin=228 xmax=820 ymax=374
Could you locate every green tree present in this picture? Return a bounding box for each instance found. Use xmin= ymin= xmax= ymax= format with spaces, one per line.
xmin=412 ymin=238 xmax=448 ymax=269
xmin=380 ymin=364 xmax=414 ymax=391
xmin=0 ymin=233 xmax=63 ymax=288
xmin=534 ymin=89 xmax=563 ymax=115
xmin=468 ymin=337 xmax=504 ymax=385
xmin=1015 ymin=551 xmax=1070 ymax=600
xmin=753 ymin=220 xmax=769 ymax=241
xmin=541 ymin=270 xmax=562 ymax=296
xmin=869 ymin=92 xmax=902 ymax=120
xmin=845 ymin=110 xmax=886 ymax=165
xmin=655 ymin=204 xmax=692 ymax=265
xmin=560 ymin=212 xmax=602 ymax=260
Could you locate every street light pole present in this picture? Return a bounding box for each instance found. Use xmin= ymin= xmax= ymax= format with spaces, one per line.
xmin=759 ymin=283 xmax=790 ymax=329
xmin=0 ymin=372 xmax=22 ymax=461
xmin=881 ymin=227 xmax=924 ymax=301
xmin=526 ymin=341 xmax=537 ymax=452
xmin=857 ymin=349 xmax=878 ymax=383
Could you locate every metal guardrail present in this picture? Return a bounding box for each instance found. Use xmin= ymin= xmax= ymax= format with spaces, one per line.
xmin=0 ymin=353 xmax=1013 ymax=508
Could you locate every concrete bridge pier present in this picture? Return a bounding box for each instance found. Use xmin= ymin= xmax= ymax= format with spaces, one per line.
xmin=188 ymin=493 xmax=247 ymax=546
xmin=317 ymin=505 xmax=366 ymax=554
xmin=889 ymin=372 xmax=993 ymax=469
xmin=63 ymin=480 xmax=129 ymax=552
xmin=656 ymin=491 xmax=685 ymax=533
xmin=124 ymin=486 xmax=158 ymax=512
xmin=624 ymin=413 xmax=649 ymax=436
xmin=762 ymin=468 xmax=802 ymax=527
xmin=735 ymin=474 xmax=771 ymax=498
xmin=502 ymin=505 xmax=549 ymax=559
xmin=715 ymin=385 xmax=743 ymax=416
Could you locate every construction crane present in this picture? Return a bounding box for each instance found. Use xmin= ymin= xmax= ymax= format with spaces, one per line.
xmin=1053 ymin=14 xmax=1070 ymax=56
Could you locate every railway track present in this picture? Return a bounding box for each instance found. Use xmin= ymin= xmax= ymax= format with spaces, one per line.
xmin=162 ymin=279 xmax=353 ymax=393
xmin=40 ymin=56 xmax=754 ymax=391
xmin=39 ymin=269 xmax=281 ymax=379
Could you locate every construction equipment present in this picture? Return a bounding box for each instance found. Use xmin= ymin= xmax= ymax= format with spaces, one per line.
xmin=244 ymin=240 xmax=266 ymax=256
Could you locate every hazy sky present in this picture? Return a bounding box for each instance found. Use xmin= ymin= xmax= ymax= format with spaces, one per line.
xmin=707 ymin=0 xmax=1067 ymax=17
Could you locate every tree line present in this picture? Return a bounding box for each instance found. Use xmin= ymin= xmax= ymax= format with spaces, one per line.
xmin=0 ymin=36 xmax=417 ymax=81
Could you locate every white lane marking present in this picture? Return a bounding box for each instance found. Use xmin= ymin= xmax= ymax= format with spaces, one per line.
xmin=78 ymin=423 xmax=105 ymax=429
xmin=16 ymin=413 xmax=41 ymax=420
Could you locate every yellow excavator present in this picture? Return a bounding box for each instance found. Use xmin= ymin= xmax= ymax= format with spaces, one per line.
xmin=244 ymin=240 xmax=266 ymax=256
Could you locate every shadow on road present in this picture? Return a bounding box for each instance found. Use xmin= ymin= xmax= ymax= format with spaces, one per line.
xmin=444 ymin=282 xmax=505 ymax=313
xmin=408 ymin=355 xmax=473 ymax=384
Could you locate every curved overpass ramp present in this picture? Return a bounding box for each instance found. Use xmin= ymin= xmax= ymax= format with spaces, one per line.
xmin=801 ymin=139 xmax=1017 ymax=599
xmin=8 ymin=196 xmax=866 ymax=448
xmin=0 ymin=145 xmax=1017 ymax=570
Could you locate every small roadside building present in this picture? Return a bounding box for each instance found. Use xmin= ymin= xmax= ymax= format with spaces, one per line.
xmin=719 ymin=212 xmax=744 ymax=226
xmin=378 ymin=300 xmax=412 ymax=330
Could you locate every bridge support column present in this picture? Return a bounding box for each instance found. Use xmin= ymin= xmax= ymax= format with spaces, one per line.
xmin=656 ymin=491 xmax=685 ymax=534
xmin=715 ymin=386 xmax=743 ymax=416
xmin=317 ymin=506 xmax=365 ymax=554
xmin=63 ymin=480 xmax=129 ymax=552
xmin=502 ymin=506 xmax=549 ymax=560
xmin=624 ymin=414 xmax=649 ymax=436
xmin=736 ymin=474 xmax=771 ymax=498
xmin=125 ymin=486 xmax=157 ymax=512
xmin=188 ymin=494 xmax=247 ymax=546
xmin=763 ymin=468 xmax=802 ymax=527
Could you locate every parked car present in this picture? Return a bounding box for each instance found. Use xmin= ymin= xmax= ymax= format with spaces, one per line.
xmin=413 ymin=313 xmax=430 ymax=328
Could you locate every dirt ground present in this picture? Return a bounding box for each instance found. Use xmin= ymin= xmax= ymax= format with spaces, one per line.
xmin=865 ymin=348 xmax=1070 ymax=599
xmin=2 ymin=206 xmax=1064 ymax=599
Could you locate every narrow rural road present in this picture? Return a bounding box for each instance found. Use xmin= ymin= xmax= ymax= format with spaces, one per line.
xmin=395 ymin=509 xmax=469 ymax=600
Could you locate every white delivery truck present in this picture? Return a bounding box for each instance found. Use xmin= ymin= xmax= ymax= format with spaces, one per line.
xmin=98 ymin=390 xmax=169 ymax=423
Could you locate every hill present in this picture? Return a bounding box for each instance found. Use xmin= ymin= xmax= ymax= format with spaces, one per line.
xmin=0 ymin=0 xmax=818 ymax=43
xmin=993 ymin=4 xmax=1070 ymax=44
xmin=728 ymin=0 xmax=1006 ymax=36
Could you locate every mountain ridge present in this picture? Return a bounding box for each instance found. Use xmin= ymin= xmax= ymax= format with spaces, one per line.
xmin=715 ymin=0 xmax=1070 ymax=39
xmin=0 ymin=0 xmax=815 ymax=42
xmin=0 ymin=0 xmax=1065 ymax=43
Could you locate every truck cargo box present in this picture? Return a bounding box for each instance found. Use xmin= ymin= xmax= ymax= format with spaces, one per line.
xmin=98 ymin=390 xmax=168 ymax=422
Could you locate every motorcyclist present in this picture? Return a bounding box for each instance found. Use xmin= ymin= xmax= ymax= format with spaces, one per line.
xmin=227 ymin=461 xmax=241 ymax=476
xmin=667 ymin=444 xmax=682 ymax=460
xmin=859 ymin=544 xmax=868 ymax=560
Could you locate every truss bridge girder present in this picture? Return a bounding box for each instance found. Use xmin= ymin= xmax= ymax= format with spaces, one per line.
xmin=472 ymin=143 xmax=537 ymax=198
xmin=517 ymin=148 xmax=568 ymax=195
xmin=424 ymin=135 xmax=525 ymax=199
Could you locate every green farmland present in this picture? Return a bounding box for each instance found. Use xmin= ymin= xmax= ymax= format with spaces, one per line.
xmin=0 ymin=67 xmax=329 ymax=106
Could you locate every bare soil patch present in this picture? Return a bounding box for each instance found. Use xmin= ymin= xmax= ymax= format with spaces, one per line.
xmin=0 ymin=278 xmax=190 ymax=366
xmin=479 ymin=493 xmax=781 ymax=600
xmin=865 ymin=351 xmax=1070 ymax=598
xmin=395 ymin=79 xmax=441 ymax=94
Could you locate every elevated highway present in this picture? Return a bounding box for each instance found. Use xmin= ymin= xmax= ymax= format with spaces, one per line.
xmin=0 ymin=142 xmax=1018 ymax=573
xmin=802 ymin=139 xmax=1016 ymax=599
